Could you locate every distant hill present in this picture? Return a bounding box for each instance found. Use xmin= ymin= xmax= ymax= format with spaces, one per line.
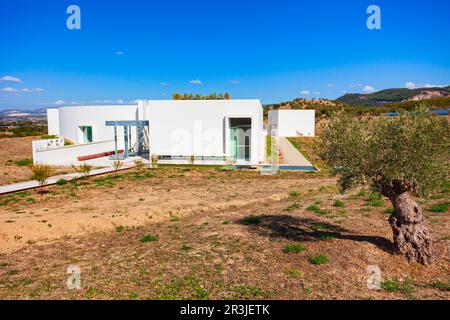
xmin=336 ymin=86 xmax=450 ymax=107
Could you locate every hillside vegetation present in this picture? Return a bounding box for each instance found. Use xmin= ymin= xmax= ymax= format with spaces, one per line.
xmin=337 ymin=86 xmax=450 ymax=107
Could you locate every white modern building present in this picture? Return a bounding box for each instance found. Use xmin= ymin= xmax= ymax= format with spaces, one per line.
xmin=268 ymin=110 xmax=315 ymax=137
xmin=39 ymin=100 xmax=266 ymax=165
xmin=36 ymin=100 xmax=315 ymax=166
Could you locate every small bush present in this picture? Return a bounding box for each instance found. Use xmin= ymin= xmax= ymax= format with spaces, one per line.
xmin=133 ymin=158 xmax=146 ymax=174
xmin=56 ymin=179 xmax=67 ymax=186
xmin=289 ymin=191 xmax=300 ymax=197
xmin=306 ymin=204 xmax=321 ymax=212
xmin=140 ymin=234 xmax=159 ymax=242
xmin=428 ymin=202 xmax=449 ymax=213
xmin=283 ymin=244 xmax=306 ymax=254
xmin=222 ymin=220 xmax=230 ymax=225
xmin=386 ymin=207 xmax=394 ymax=214
xmin=115 ymin=226 xmax=125 ymax=233
xmin=30 ymin=163 xmax=53 ymax=194
xmin=72 ymin=162 xmax=93 ymax=179
xmin=333 ymin=200 xmax=344 ymax=207
xmin=309 ymin=253 xmax=329 ymax=265
xmin=112 ymin=160 xmax=123 ymax=175
xmin=242 ymin=215 xmax=262 ymax=225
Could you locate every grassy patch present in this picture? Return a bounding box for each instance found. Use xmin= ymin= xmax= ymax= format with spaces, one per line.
xmin=386 ymin=207 xmax=394 ymax=214
xmin=285 ymin=268 xmax=304 ymax=278
xmin=115 ymin=226 xmax=125 ymax=233
xmin=428 ymin=281 xmax=450 ymax=292
xmin=241 ymin=215 xmax=262 ymax=225
xmin=428 ymin=202 xmax=449 ymax=213
xmin=333 ymin=200 xmax=345 ymax=207
xmin=306 ymin=204 xmax=324 ymax=214
xmin=308 ymin=253 xmax=329 ymax=265
xmin=283 ymin=244 xmax=307 ymax=254
xmin=289 ymin=191 xmax=300 ymax=197
xmin=140 ymin=234 xmax=159 ymax=243
xmin=15 ymin=158 xmax=33 ymax=166
xmin=285 ymin=202 xmax=301 ymax=212
xmin=234 ymin=285 xmax=271 ymax=299
xmin=382 ymin=278 xmax=414 ymax=295
xmin=156 ymin=275 xmax=209 ymax=300
xmin=222 ymin=220 xmax=230 ymax=225
xmin=56 ymin=179 xmax=67 ymax=186
xmin=366 ymin=193 xmax=384 ymax=207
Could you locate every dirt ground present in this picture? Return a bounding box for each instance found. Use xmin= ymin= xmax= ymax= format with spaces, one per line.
xmin=0 ymin=136 xmax=75 ymax=186
xmin=0 ymin=166 xmax=448 ymax=300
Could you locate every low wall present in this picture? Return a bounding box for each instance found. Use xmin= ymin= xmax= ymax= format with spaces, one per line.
xmin=33 ymin=140 xmax=116 ymax=165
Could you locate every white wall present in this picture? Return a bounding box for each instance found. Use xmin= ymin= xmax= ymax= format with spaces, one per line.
xmin=33 ymin=140 xmax=116 ymax=165
xmin=57 ymin=105 xmax=139 ymax=147
xmin=48 ymin=100 xmax=265 ymax=165
xmin=47 ymin=108 xmax=60 ymax=136
xmin=268 ymin=110 xmax=315 ymax=137
xmin=140 ymin=100 xmax=265 ymax=164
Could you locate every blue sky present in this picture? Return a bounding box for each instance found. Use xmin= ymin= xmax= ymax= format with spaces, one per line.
xmin=0 ymin=0 xmax=449 ymax=109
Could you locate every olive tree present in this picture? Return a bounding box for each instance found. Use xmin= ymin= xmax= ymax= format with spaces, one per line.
xmin=319 ymin=107 xmax=449 ymax=265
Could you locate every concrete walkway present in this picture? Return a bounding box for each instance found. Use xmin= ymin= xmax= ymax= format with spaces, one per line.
xmin=0 ymin=162 xmax=137 ymax=196
xmin=279 ymin=137 xmax=313 ymax=166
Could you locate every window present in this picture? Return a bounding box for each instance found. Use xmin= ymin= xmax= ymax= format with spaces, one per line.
xmin=79 ymin=126 xmax=93 ymax=143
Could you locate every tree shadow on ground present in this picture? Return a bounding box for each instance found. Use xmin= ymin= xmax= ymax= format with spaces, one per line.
xmin=238 ymin=214 xmax=393 ymax=254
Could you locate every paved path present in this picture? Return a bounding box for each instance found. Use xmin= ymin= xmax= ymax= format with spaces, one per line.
xmin=278 ymin=137 xmax=313 ymax=166
xmin=0 ymin=163 xmax=135 ymax=196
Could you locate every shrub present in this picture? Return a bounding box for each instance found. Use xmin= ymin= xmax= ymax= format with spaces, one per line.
xmin=285 ymin=268 xmax=304 ymax=277
xmin=133 ymin=158 xmax=146 ymax=174
xmin=72 ymin=162 xmax=93 ymax=180
xmin=112 ymin=160 xmax=123 ymax=175
xmin=309 ymin=253 xmax=329 ymax=265
xmin=150 ymin=154 xmax=159 ymax=168
xmin=30 ymin=163 xmax=53 ymax=194
xmin=283 ymin=244 xmax=306 ymax=254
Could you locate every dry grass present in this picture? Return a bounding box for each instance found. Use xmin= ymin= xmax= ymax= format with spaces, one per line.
xmin=0 ymin=165 xmax=448 ymax=300
xmin=0 ymin=136 xmax=75 ymax=186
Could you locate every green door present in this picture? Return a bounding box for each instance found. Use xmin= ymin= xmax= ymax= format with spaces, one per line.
xmin=230 ymin=128 xmax=239 ymax=159
xmin=82 ymin=126 xmax=93 ymax=143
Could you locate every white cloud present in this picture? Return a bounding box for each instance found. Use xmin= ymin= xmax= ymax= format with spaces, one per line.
xmin=54 ymin=100 xmax=66 ymax=105
xmin=325 ymin=83 xmax=334 ymax=88
xmin=300 ymin=90 xmax=310 ymax=96
xmin=20 ymin=88 xmax=32 ymax=93
xmin=313 ymin=91 xmax=321 ymax=95
xmin=0 ymin=87 xmax=19 ymax=92
xmin=189 ymin=79 xmax=202 ymax=85
xmin=160 ymin=82 xmax=168 ymax=86
xmin=405 ymin=81 xmax=448 ymax=89
xmin=363 ymin=85 xmax=376 ymax=93
xmin=230 ymin=80 xmax=240 ymax=84
xmin=34 ymin=88 xmax=44 ymax=92
xmin=161 ymin=93 xmax=166 ymax=96
xmin=349 ymin=83 xmax=362 ymax=88
xmin=115 ymin=51 xmax=124 ymax=55
xmin=0 ymin=75 xmax=22 ymax=83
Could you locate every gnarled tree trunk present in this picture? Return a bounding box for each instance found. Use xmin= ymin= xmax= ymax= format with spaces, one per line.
xmin=388 ymin=192 xmax=435 ymax=265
